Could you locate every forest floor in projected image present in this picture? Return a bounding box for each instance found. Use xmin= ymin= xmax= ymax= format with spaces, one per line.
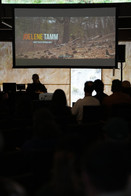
xmin=16 ymin=33 xmax=115 ymax=60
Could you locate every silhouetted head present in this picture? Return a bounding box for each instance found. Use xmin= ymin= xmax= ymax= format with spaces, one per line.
xmin=122 ymin=80 xmax=131 ymax=95
xmin=84 ymin=81 xmax=94 ymax=95
xmin=122 ymin=80 xmax=130 ymax=88
xmin=32 ymin=74 xmax=39 ymax=83
xmin=111 ymin=79 xmax=122 ymax=93
xmin=94 ymin=79 xmax=104 ymax=93
xmin=52 ymin=89 xmax=67 ymax=107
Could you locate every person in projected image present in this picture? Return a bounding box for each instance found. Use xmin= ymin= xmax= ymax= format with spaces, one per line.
xmin=26 ymin=74 xmax=47 ymax=94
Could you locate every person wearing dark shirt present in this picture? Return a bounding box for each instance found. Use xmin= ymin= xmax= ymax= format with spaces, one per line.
xmin=122 ymin=80 xmax=131 ymax=97
xmin=26 ymin=74 xmax=47 ymax=94
xmin=93 ymin=79 xmax=108 ymax=104
xmin=102 ymin=79 xmax=131 ymax=106
xmin=81 ymin=141 xmax=130 ymax=196
xmin=50 ymin=89 xmax=75 ymax=127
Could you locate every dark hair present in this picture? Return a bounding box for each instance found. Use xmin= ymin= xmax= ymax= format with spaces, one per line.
xmin=82 ymin=141 xmax=129 ymax=192
xmin=32 ymin=74 xmax=39 ymax=80
xmin=111 ymin=79 xmax=122 ymax=92
xmin=52 ymin=89 xmax=67 ymax=106
xmin=94 ymin=79 xmax=104 ymax=92
xmin=84 ymin=81 xmax=94 ymax=94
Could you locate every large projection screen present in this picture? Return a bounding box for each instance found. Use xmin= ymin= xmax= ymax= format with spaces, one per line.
xmin=13 ymin=6 xmax=117 ymax=68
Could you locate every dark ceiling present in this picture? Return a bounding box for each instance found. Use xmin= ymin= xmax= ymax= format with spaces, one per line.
xmin=0 ymin=3 xmax=131 ymax=41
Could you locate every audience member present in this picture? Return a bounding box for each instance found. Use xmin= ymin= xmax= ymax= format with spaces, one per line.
xmin=20 ymin=108 xmax=62 ymax=192
xmin=35 ymin=135 xmax=84 ymax=196
xmin=72 ymin=81 xmax=100 ymax=123
xmin=103 ymin=117 xmax=130 ymax=143
xmin=50 ymin=89 xmax=76 ymax=127
xmin=122 ymin=80 xmax=130 ymax=88
xmin=0 ymin=91 xmax=10 ymax=116
xmin=122 ymin=80 xmax=131 ymax=97
xmin=14 ymin=92 xmax=32 ymax=119
xmin=82 ymin=141 xmax=130 ymax=196
xmin=0 ymin=178 xmax=27 ymax=196
xmin=93 ymin=79 xmax=108 ymax=104
xmin=26 ymin=74 xmax=47 ymax=94
xmin=21 ymin=107 xmax=61 ymax=151
xmin=102 ymin=79 xmax=131 ymax=106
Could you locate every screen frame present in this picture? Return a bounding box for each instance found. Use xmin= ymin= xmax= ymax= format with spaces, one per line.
xmin=12 ymin=4 xmax=118 ymax=69
xmin=2 ymin=0 xmax=131 ymax=5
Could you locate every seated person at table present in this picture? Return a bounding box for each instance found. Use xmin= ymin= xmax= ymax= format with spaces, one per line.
xmin=26 ymin=74 xmax=47 ymax=94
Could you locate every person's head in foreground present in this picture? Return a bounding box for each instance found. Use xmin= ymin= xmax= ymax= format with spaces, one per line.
xmin=82 ymin=141 xmax=130 ymax=196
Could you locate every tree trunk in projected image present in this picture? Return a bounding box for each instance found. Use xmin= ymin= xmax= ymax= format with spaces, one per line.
xmin=62 ymin=18 xmax=70 ymax=43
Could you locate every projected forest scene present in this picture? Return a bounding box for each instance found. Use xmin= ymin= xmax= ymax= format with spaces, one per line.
xmin=2 ymin=0 xmax=131 ymax=4
xmin=15 ymin=16 xmax=115 ymax=60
